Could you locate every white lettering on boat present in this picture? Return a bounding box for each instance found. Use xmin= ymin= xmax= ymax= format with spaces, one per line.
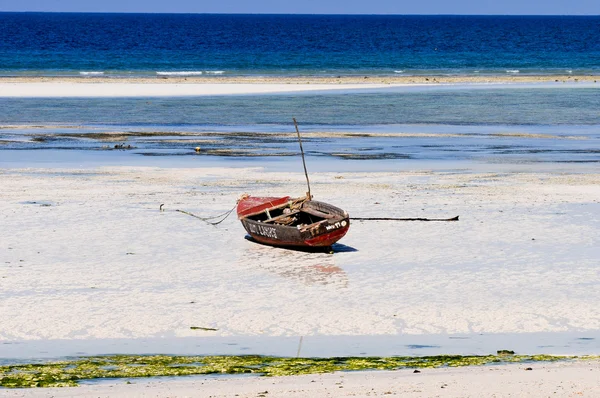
xmin=325 ymin=222 xmax=343 ymax=231
xmin=249 ymin=223 xmax=278 ymax=239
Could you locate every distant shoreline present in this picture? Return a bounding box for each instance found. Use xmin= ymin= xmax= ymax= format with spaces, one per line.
xmin=1 ymin=74 xmax=599 ymax=85
xmin=1 ymin=75 xmax=599 ymax=98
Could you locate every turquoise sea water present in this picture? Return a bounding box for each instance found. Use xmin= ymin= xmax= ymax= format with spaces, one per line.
xmin=0 ymin=85 xmax=599 ymax=169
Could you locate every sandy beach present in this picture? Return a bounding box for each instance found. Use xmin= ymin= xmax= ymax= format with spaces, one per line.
xmin=0 ymin=81 xmax=395 ymax=97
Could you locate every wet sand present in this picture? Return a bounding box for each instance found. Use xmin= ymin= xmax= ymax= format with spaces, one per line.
xmin=1 ymin=166 xmax=599 ymax=343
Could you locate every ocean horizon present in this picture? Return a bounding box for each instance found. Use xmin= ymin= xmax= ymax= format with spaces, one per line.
xmin=1 ymin=13 xmax=599 ymax=77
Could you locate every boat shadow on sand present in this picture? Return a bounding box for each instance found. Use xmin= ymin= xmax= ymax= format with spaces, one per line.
xmin=242 ymin=236 xmax=352 ymax=287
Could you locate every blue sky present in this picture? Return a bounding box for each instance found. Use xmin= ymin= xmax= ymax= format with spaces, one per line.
xmin=1 ymin=0 xmax=599 ymax=15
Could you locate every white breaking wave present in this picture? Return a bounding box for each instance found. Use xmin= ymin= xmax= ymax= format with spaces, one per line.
xmin=566 ymin=69 xmax=573 ymax=74
xmin=156 ymin=71 xmax=204 ymax=76
xmin=79 ymin=71 xmax=104 ymax=76
xmin=393 ymin=70 xmax=404 ymax=74
xmin=506 ymin=69 xmax=520 ymax=74
xmin=205 ymin=70 xmax=225 ymax=75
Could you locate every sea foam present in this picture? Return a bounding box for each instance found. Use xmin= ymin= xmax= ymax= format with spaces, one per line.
xmin=79 ymin=71 xmax=104 ymax=76
xmin=506 ymin=69 xmax=520 ymax=74
xmin=156 ymin=71 xmax=204 ymax=76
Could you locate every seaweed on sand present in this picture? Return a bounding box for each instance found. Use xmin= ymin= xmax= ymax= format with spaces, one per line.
xmin=1 ymin=354 xmax=595 ymax=388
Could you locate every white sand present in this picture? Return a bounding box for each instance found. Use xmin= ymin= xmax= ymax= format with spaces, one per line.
xmin=2 ymin=360 xmax=599 ymax=397
xmin=0 ymin=82 xmax=399 ymax=97
xmin=1 ymin=79 xmax=597 ymax=97
xmin=1 ymin=166 xmax=599 ymax=344
xmin=2 ymin=76 xmax=599 ymax=97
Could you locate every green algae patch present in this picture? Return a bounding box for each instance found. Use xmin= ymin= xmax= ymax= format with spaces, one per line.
xmin=1 ymin=354 xmax=596 ymax=388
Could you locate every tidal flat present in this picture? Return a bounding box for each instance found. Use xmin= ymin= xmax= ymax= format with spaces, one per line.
xmin=1 ymin=166 xmax=599 ymax=346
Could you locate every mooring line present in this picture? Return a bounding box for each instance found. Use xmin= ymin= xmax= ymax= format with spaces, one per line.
xmin=350 ymin=216 xmax=459 ymax=222
xmin=161 ymin=203 xmax=238 ymax=225
xmin=161 ymin=202 xmax=459 ymax=225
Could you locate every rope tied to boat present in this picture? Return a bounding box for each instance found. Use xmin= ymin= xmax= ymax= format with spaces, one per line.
xmin=159 ymin=194 xmax=246 ymax=225
xmin=174 ymin=205 xmax=237 ymax=225
xmin=160 ymin=193 xmax=459 ymax=226
xmin=351 ymin=216 xmax=459 ymax=222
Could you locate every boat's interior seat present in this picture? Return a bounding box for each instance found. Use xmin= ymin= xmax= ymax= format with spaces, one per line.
xmin=262 ymin=209 xmax=301 ymax=224
xmin=301 ymin=207 xmax=336 ymax=219
xmin=299 ymin=219 xmax=329 ymax=232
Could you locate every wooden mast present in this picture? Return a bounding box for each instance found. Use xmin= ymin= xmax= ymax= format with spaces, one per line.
xmin=293 ymin=118 xmax=312 ymax=199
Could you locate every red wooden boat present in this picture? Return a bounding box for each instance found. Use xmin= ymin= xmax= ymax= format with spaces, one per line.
xmin=237 ymin=194 xmax=350 ymax=248
xmin=237 ymin=119 xmax=350 ymax=249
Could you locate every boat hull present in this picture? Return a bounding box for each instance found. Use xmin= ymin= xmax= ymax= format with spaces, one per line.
xmin=241 ymin=217 xmax=350 ymax=248
xmin=238 ymin=197 xmax=350 ymax=248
